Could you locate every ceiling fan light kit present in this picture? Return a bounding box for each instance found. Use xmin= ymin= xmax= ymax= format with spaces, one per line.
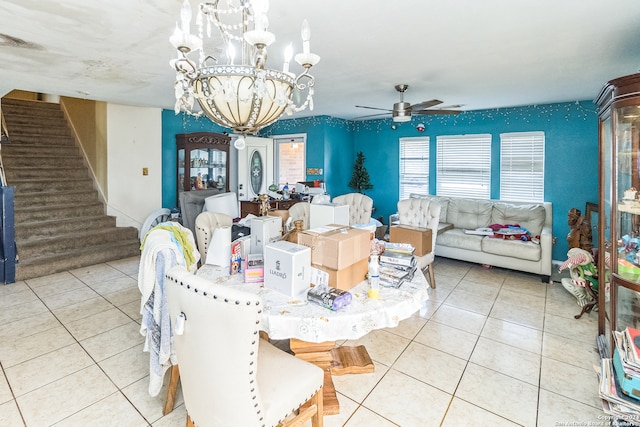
xmin=355 ymin=84 xmax=461 ymax=121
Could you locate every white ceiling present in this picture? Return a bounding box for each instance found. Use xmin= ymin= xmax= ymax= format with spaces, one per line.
xmin=1 ymin=0 xmax=640 ymax=120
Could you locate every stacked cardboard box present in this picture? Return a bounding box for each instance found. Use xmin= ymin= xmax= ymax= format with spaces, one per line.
xmin=297 ymin=225 xmax=370 ymax=291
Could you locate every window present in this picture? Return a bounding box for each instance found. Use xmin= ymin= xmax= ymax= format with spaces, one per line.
xmin=274 ymin=134 xmax=306 ymax=189
xmin=436 ymin=134 xmax=491 ymax=198
xmin=399 ymin=137 xmax=429 ymax=200
xmin=500 ymin=131 xmax=545 ymax=202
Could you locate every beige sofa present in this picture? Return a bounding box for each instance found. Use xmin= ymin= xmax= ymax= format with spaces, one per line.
xmin=420 ymin=196 xmax=553 ymax=281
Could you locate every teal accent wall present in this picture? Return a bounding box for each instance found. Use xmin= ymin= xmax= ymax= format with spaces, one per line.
xmin=352 ymin=101 xmax=598 ymax=261
xmin=161 ymin=110 xmax=229 ymax=209
xmin=162 ymin=101 xmax=598 ymax=262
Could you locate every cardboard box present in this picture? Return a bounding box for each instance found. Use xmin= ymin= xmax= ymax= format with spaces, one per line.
xmin=389 ymin=225 xmax=433 ymax=256
xmin=263 ymin=240 xmax=311 ymax=299
xmin=250 ymin=215 xmax=282 ymax=254
xmin=313 ymin=258 xmax=369 ymax=291
xmin=310 ymin=203 xmax=349 ymax=228
xmin=297 ymin=225 xmax=370 ymax=270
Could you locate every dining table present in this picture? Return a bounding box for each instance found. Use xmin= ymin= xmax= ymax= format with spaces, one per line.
xmin=196 ymin=262 xmax=431 ymax=415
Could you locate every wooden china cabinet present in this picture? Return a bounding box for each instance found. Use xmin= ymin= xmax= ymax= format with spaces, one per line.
xmin=596 ymin=72 xmax=640 ymax=355
xmin=176 ymin=132 xmax=231 ymax=201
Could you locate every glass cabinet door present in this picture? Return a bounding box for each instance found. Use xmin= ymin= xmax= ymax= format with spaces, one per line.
xmin=597 ymin=73 xmax=640 ymax=355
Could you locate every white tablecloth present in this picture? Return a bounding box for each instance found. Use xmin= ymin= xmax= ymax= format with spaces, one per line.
xmin=196 ymin=264 xmax=430 ymax=343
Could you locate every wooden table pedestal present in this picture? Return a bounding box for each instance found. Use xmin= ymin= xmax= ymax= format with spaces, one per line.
xmin=289 ymin=339 xmax=374 ymax=415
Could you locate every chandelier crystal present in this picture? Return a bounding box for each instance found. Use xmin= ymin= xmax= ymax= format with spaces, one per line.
xmin=170 ymin=0 xmax=320 ymax=148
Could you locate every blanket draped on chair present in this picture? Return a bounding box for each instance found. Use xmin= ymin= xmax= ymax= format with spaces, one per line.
xmin=138 ymin=222 xmax=200 ymax=396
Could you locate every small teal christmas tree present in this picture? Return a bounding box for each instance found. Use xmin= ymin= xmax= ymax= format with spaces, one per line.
xmin=349 ymin=151 xmax=373 ymax=194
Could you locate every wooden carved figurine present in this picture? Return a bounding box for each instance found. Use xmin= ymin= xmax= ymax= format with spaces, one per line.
xmin=259 ymin=194 xmax=270 ymax=216
xmin=567 ymin=208 xmax=593 ymax=252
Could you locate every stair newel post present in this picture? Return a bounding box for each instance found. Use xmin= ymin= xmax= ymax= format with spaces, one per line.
xmin=0 ymin=185 xmax=16 ymax=284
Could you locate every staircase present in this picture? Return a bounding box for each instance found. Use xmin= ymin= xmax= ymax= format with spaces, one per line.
xmin=1 ymin=97 xmax=140 ymax=281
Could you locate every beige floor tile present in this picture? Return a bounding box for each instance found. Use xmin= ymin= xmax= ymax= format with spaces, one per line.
xmin=53 ymin=391 xmax=147 ymax=427
xmin=385 ymin=313 xmax=427 ymax=340
xmin=469 ymin=337 xmax=540 ymax=386
xmin=16 ymin=365 xmax=117 ymax=427
xmin=501 ymin=275 xmax=547 ymax=298
xmin=120 ymin=300 xmax=143 ymax=323
xmin=393 ymin=341 xmax=467 ymax=394
xmin=542 ymin=332 xmax=601 ymax=368
xmin=455 ymin=280 xmax=501 ymax=300
xmin=151 ymin=403 xmax=187 ymax=427
xmin=40 ymin=286 xmax=99 ymax=310
xmin=102 ymin=286 xmax=141 ymax=307
xmin=431 ymin=304 xmax=487 ymax=335
xmin=434 ymin=259 xmax=471 ymax=281
xmin=88 ymin=275 xmax=137 ymax=296
xmin=107 ymin=256 xmax=140 ymax=276
xmin=122 ymin=374 xmax=184 ymax=424
xmin=414 ymin=320 xmax=479 ymax=360
xmin=456 ymin=363 xmax=538 ymax=426
xmin=0 ymin=281 xmax=28 ymax=296
xmin=52 ymin=296 xmax=114 ymax=325
xmin=0 ymin=325 xmax=75 ymax=368
xmin=463 ymin=266 xmax=508 ymax=287
xmin=80 ymin=321 xmax=144 ymax=362
xmin=496 ymin=288 xmax=546 ymax=312
xmin=537 ymin=389 xmax=609 ymax=427
xmin=481 ymin=317 xmax=543 ymax=354
xmin=5 ymin=343 xmax=93 ymax=397
xmin=25 ymin=271 xmax=77 ymax=289
xmin=443 ymin=288 xmax=495 ymax=315
xmin=332 ymin=362 xmax=389 ymax=403
xmin=0 ymin=287 xmax=38 ymax=308
xmin=362 ymin=369 xmax=451 ymax=426
xmin=344 ymin=406 xmax=397 ymax=427
xmin=489 ymin=300 xmax=544 ymax=330
xmin=0 ymin=311 xmax=61 ymax=341
xmin=543 ymin=312 xmax=598 ymax=345
xmin=0 ymin=299 xmax=49 ymax=324
xmin=426 ymin=284 xmax=454 ymax=304
xmin=0 ymin=373 xmax=12 ymax=405
xmin=539 ymin=357 xmax=601 ymax=409
xmin=342 ymin=329 xmax=410 ymax=366
xmin=99 ymin=345 xmax=148 ymax=389
xmin=321 ymin=393 xmax=359 ymax=427
xmin=442 ymin=397 xmax=520 ymax=427
xmin=70 ymin=264 xmax=127 ymax=285
xmin=0 ymin=400 xmax=24 ymax=426
xmin=64 ymin=307 xmax=132 ymax=341
xmin=416 ymin=299 xmax=441 ymax=320
xmin=29 ymin=276 xmax=86 ymax=298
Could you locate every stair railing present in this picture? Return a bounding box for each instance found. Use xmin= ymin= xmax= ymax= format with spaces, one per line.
xmin=0 ymin=100 xmax=17 ymax=284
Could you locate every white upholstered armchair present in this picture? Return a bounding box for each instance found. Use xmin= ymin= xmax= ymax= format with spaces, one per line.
xmin=397 ymin=198 xmax=441 ymax=288
xmin=194 ymin=212 xmax=233 ymax=261
xmin=287 ymin=201 xmax=311 ymax=230
xmin=332 ymin=193 xmax=373 ymax=225
xmin=165 ymin=266 xmax=324 ymax=427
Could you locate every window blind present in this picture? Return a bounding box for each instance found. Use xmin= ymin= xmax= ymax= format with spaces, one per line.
xmin=436 ymin=134 xmax=491 ymax=198
xmin=399 ymin=137 xmax=429 ymax=200
xmin=500 ymin=131 xmax=545 ymax=202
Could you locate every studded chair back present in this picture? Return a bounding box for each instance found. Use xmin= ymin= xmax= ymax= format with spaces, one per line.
xmin=194 ymin=211 xmax=233 ymax=261
xmin=165 ymin=266 xmax=324 ymax=427
xmin=332 ymin=193 xmax=373 ymax=225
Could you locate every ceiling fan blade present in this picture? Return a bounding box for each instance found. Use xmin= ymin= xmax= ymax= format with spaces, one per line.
xmin=355 ymin=105 xmax=393 ymax=112
xmin=352 ymin=112 xmax=392 ymax=120
xmin=409 ymin=99 xmax=442 ymax=110
xmin=414 ymin=109 xmax=462 ymax=116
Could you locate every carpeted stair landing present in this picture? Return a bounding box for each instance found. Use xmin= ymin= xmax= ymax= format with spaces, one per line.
xmin=1 ymin=97 xmax=140 ymax=281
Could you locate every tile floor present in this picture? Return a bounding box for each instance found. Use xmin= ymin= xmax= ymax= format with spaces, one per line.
xmin=0 ymin=256 xmax=607 ymax=426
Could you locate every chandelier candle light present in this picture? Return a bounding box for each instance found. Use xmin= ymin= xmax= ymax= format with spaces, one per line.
xmin=170 ymin=0 xmax=320 ymax=149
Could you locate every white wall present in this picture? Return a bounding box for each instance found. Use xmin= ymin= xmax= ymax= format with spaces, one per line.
xmin=106 ymin=104 xmax=162 ymax=230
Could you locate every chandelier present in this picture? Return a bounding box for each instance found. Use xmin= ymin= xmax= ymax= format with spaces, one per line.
xmin=170 ymin=0 xmax=320 ymax=149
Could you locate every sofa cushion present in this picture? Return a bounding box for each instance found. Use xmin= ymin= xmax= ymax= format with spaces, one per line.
xmin=436 ymin=228 xmax=484 ymax=251
xmin=491 ymin=203 xmax=546 ymax=236
xmin=446 ymin=199 xmax=493 ymax=229
xmin=482 ymin=237 xmax=541 ymax=261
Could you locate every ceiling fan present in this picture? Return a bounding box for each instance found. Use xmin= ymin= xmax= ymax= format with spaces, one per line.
xmin=354 ymin=84 xmax=462 ymax=122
